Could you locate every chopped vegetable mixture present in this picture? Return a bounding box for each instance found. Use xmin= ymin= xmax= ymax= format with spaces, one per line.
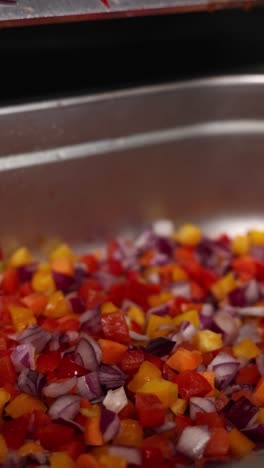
xmin=2 ymin=222 xmax=264 ymax=467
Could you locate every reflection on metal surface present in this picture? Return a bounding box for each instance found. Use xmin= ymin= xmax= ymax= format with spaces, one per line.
xmin=0 ymin=0 xmax=262 ymax=26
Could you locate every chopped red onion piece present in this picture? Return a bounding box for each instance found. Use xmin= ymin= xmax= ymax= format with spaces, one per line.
xmin=77 ymin=371 xmax=102 ymax=400
xmin=245 ymin=279 xmax=260 ymax=305
xmin=103 ymin=386 xmax=128 ymax=413
xmin=79 ymin=308 xmax=102 ymax=336
xmin=75 ymin=338 xmax=98 ymax=371
xmin=200 ymin=304 xmax=214 ymax=329
xmin=100 ymin=408 xmax=120 ymax=443
xmin=155 ymin=237 xmax=174 ymax=257
xmin=79 ymin=332 xmax=102 ymax=364
xmin=149 ymin=252 xmax=170 ymax=267
xmin=171 ymin=321 xmax=197 ymax=345
xmin=147 ymin=304 xmax=170 ymax=317
xmin=48 ymin=332 xmax=61 ymax=351
xmin=153 ymin=220 xmax=174 ymax=237
xmin=229 ymin=287 xmax=246 ymax=307
xmin=176 ymin=426 xmax=210 ymax=459
xmin=52 ymin=271 xmax=74 ymax=292
xmin=129 ymin=330 xmax=148 ymax=341
xmin=170 ymin=282 xmax=191 ymax=299
xmin=48 ymin=395 xmax=80 ymax=420
xmin=67 ymin=294 xmax=86 ymax=314
xmin=108 ymin=446 xmax=142 ymax=465
xmin=17 ymin=263 xmax=37 ymax=283
xmin=145 ymin=337 xmax=175 ymax=357
xmin=237 ymin=322 xmax=261 ymax=344
xmin=256 ymin=354 xmax=264 ymax=376
xmin=208 ymin=352 xmax=240 ymax=389
xmin=155 ymin=420 xmax=176 ymax=433
xmin=99 ymin=365 xmax=126 ymax=389
xmin=18 ymin=369 xmax=45 ymax=396
xmin=197 ymin=238 xmax=231 ymax=276
xmin=17 ymin=325 xmax=51 ymax=353
xmin=224 ymin=396 xmax=258 ymax=430
xmin=189 ymin=397 xmax=216 ymax=420
xmin=11 ymin=343 xmax=35 ymax=372
xmin=42 ymin=377 xmax=77 ymax=398
xmin=213 ymin=310 xmax=239 ymax=345
xmin=243 ymin=424 xmax=264 ymax=442
xmin=236 ymin=307 xmax=264 ymax=317
xmin=93 ymin=271 xmax=119 ymax=290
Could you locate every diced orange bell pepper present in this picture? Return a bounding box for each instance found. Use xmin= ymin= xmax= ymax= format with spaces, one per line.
xmin=51 ymin=257 xmax=74 ymax=276
xmin=44 ymin=291 xmax=71 ymax=318
xmin=128 ymin=361 xmax=161 ymax=392
xmin=76 ymin=454 xmax=102 ymax=468
xmin=205 ymin=428 xmax=229 ymax=457
xmin=19 ymin=442 xmax=43 ymax=456
xmin=50 ymin=452 xmax=75 ymax=468
xmin=166 ymin=347 xmax=202 ymax=372
xmin=22 ymin=292 xmax=48 ymax=315
xmin=84 ymin=415 xmax=104 ymax=446
xmin=228 ymin=428 xmax=255 ymax=457
xmin=231 ymin=235 xmax=250 ymax=256
xmin=139 ymin=378 xmax=178 ymax=407
xmin=148 ymin=292 xmax=174 ymax=308
xmin=9 ymin=305 xmax=36 ymax=332
xmin=233 ymin=338 xmax=261 ymax=360
xmin=49 ymin=243 xmax=75 ymax=262
xmin=175 ymin=224 xmax=202 ymax=246
xmin=5 ymin=393 xmax=46 ymax=418
xmin=98 ymin=339 xmax=128 ymax=365
xmin=32 ymin=268 xmax=55 ymax=293
xmin=0 ymin=388 xmax=10 ymax=415
xmin=114 ymin=419 xmax=143 ymax=447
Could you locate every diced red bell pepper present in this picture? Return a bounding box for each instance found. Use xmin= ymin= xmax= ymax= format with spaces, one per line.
xmin=108 ymin=283 xmax=126 ymax=307
xmin=125 ymin=279 xmax=160 ymax=309
xmin=55 ymin=356 xmax=88 ymax=379
xmin=36 ymin=422 xmax=74 ymax=450
xmin=142 ymin=435 xmax=174 ymax=459
xmin=204 ymin=428 xmax=229 ymax=457
xmin=142 ymin=447 xmax=164 ymax=468
xmin=162 ymin=363 xmax=178 ymax=382
xmin=19 ymin=281 xmax=34 ymax=297
xmin=2 ymin=414 xmax=30 ymax=449
xmin=0 ymin=354 xmax=16 ymax=386
xmin=195 ymin=411 xmax=225 ymax=428
xmin=101 ymin=310 xmax=130 ymax=345
xmin=236 ymin=364 xmax=260 ymax=385
xmin=174 ymin=414 xmax=193 ymax=436
xmin=1 ymin=269 xmax=19 ymax=294
xmin=108 ymin=259 xmax=123 ymax=276
xmin=232 ymin=256 xmax=258 ymax=281
xmin=118 ymin=400 xmax=137 ymax=419
xmin=135 ymin=393 xmax=166 ymax=427
xmin=78 ymin=279 xmax=105 ymax=309
xmin=59 ymin=439 xmax=85 ymax=460
xmin=120 ymin=348 xmax=145 ymax=374
xmin=174 ymin=369 xmax=213 ymax=399
xmin=80 ymin=254 xmax=99 ymax=273
xmin=36 ymin=351 xmax=61 ymax=374
xmin=144 ymin=352 xmax=163 ymax=370
xmin=169 ymin=296 xmax=189 ymax=317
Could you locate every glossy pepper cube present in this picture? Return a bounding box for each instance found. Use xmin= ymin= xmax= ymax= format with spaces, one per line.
xmin=193 ymin=330 xmax=223 ymax=353
xmin=139 ymin=377 xmax=178 ymax=407
xmin=9 ymin=247 xmax=32 ymax=267
xmin=175 ymin=223 xmax=202 ymax=246
xmin=128 ymin=361 xmax=161 ymax=392
xmin=231 ymin=235 xmax=250 ymax=256
xmin=233 ymin=338 xmax=261 ymax=360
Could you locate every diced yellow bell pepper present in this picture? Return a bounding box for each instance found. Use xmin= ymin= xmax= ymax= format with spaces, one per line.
xmin=19 ymin=442 xmax=43 ymax=456
xmin=0 ymin=435 xmax=7 ymax=464
xmin=44 ymin=291 xmax=71 ymax=318
xmin=9 ymin=247 xmax=33 ymax=268
xmin=249 ymin=229 xmax=264 ymax=246
xmin=171 ymin=265 xmax=188 ymax=282
xmin=128 ymin=361 xmax=161 ymax=392
xmin=50 ymin=452 xmax=75 ymax=468
xmin=32 ymin=269 xmax=55 ymax=293
xmin=175 ymin=223 xmax=202 ymax=246
xmin=101 ymin=302 xmax=119 ymax=315
xmin=233 ymin=338 xmax=261 ymax=360
xmin=99 ymin=455 xmax=127 ymax=468
xmin=139 ymin=378 xmax=178 ymax=407
xmin=148 ymin=292 xmax=174 ymax=308
xmin=170 ymin=398 xmax=188 ymax=415
xmin=114 ymin=419 xmax=143 ymax=447
xmin=127 ymin=305 xmax=145 ymax=328
xmin=228 ymin=428 xmax=255 ymax=457
xmin=9 ymin=305 xmax=36 ymax=332
xmin=0 ymin=388 xmax=10 ymax=415
xmin=49 ymin=244 xmax=75 ymax=262
xmin=231 ymin=235 xmax=250 ymax=256
xmin=173 ymin=309 xmax=200 ymax=329
xmin=5 ymin=393 xmax=46 ymax=418
xmin=146 ymin=315 xmax=174 ymax=338
xmin=257 ymin=407 xmax=264 ymax=424
xmin=193 ymin=330 xmax=223 ymax=353
xmin=211 ymin=272 xmax=236 ymax=301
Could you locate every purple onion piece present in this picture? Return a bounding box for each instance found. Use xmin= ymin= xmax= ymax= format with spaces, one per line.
xmin=42 ymin=377 xmax=77 ymax=398
xmin=68 ymin=294 xmax=86 ymax=314
xmin=103 ymin=387 xmax=128 ymax=413
xmin=147 ymin=304 xmax=170 ymax=317
xmin=155 ymin=236 xmax=174 ymax=257
xmin=108 ymin=446 xmax=142 ymax=466
xmin=17 ymin=325 xmax=51 ymax=353
xmin=48 ymin=395 xmax=80 ymax=420
xmin=229 ymin=287 xmax=246 ymax=307
xmin=52 ymin=270 xmax=74 ymax=292
xmin=197 ymin=238 xmax=231 ymax=276
xmin=75 ymin=338 xmax=98 ymax=371
xmin=17 ymin=263 xmax=37 ymax=283
xmin=224 ymin=396 xmax=258 ymax=430
xmin=149 ymin=252 xmax=169 ymax=267
xmin=11 ymin=343 xmax=35 ymax=373
xmin=245 ymin=279 xmax=260 ymax=305
xmin=155 ymin=420 xmax=176 ymax=433
xmin=208 ymin=352 xmax=240 ymax=389
xmin=79 ymin=332 xmax=102 ymax=364
xmin=18 ymin=369 xmax=45 ymax=396
xmin=243 ymin=424 xmax=264 ymax=442
xmin=176 ymin=426 xmax=210 ymax=459
xmin=99 ymin=364 xmax=126 ymax=389
xmin=200 ymin=303 xmax=214 ymax=329
xmin=257 ymin=354 xmax=264 ymax=376
xmin=77 ymin=371 xmax=102 ymax=400
xmin=237 ymin=322 xmax=261 ymax=344
xmin=93 ymin=271 xmax=119 ymax=290
xmin=189 ymin=397 xmax=215 ymax=420
xmin=213 ymin=310 xmax=239 ymax=345
xmin=236 ymin=307 xmax=264 ymax=317
xmin=79 ymin=308 xmax=102 ymax=336
xmin=100 ymin=408 xmax=120 ymax=443
xmin=145 ymin=337 xmax=175 ymax=357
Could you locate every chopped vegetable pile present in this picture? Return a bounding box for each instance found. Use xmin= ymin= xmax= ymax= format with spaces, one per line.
xmin=3 ymin=222 xmax=264 ymax=467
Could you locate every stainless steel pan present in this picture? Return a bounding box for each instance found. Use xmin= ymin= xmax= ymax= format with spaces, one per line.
xmin=0 ymin=76 xmax=264 ymax=465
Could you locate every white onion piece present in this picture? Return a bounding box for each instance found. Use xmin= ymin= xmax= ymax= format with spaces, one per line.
xmin=48 ymin=395 xmax=80 ymax=420
xmin=43 ymin=377 xmax=77 ymax=398
xmin=236 ymin=307 xmax=264 ymax=317
xmin=153 ymin=220 xmax=174 ymax=237
xmin=176 ymin=426 xmax=210 ymax=459
xmin=189 ymin=397 xmax=215 ymax=420
xmin=108 ymin=446 xmax=142 ymax=465
xmin=103 ymin=386 xmax=128 ymax=414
